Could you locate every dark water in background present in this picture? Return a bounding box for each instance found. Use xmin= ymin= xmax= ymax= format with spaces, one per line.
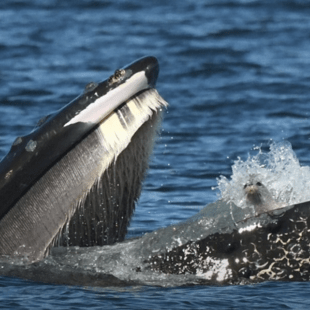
xmin=1 ymin=0 xmax=310 ymax=309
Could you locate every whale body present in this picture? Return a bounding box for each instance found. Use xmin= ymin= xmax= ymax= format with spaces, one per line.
xmin=0 ymin=199 xmax=310 ymax=286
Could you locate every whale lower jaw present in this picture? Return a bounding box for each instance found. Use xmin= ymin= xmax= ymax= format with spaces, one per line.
xmin=0 ymin=88 xmax=167 ymax=263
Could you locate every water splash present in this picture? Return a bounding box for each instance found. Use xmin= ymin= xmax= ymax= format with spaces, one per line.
xmin=214 ymin=141 xmax=310 ymax=208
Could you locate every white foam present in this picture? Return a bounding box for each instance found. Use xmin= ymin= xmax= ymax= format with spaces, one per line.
xmin=213 ymin=140 xmax=310 ymax=208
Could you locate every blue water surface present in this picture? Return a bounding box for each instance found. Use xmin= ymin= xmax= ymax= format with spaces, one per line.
xmin=1 ymin=0 xmax=310 ymax=309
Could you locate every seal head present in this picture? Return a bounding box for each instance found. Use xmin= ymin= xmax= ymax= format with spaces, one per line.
xmin=243 ymin=177 xmax=284 ymax=214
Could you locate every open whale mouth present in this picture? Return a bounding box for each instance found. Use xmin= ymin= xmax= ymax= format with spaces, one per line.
xmin=0 ymin=56 xmax=168 ymax=263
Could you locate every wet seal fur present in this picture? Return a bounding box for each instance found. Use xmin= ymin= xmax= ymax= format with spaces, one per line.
xmin=0 ymin=56 xmax=168 ymax=263
xmin=243 ymin=176 xmax=285 ymax=215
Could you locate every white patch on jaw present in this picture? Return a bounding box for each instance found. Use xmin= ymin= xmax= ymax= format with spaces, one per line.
xmin=196 ymin=257 xmax=231 ymax=282
xmin=238 ymin=223 xmax=261 ymax=234
xmin=64 ymin=71 xmax=148 ymax=127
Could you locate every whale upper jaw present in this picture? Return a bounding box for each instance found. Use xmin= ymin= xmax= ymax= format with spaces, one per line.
xmin=64 ymin=56 xmax=159 ymax=127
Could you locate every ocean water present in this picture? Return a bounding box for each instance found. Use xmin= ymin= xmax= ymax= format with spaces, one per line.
xmin=1 ymin=0 xmax=310 ymax=309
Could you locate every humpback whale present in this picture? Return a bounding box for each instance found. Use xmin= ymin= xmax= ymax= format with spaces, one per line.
xmin=0 ymin=56 xmax=168 ymax=263
xmin=0 ymin=57 xmax=309 ymax=287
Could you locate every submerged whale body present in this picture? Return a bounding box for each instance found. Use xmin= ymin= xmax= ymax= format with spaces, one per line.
xmin=1 ymin=199 xmax=310 ymax=286
xmin=0 ymin=56 xmax=168 ymax=262
xmin=146 ymin=200 xmax=310 ymax=283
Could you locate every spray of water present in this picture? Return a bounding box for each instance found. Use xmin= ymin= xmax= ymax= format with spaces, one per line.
xmin=213 ymin=141 xmax=310 ymax=208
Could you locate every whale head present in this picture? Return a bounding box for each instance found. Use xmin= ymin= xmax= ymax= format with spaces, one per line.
xmin=0 ymin=56 xmax=168 ymax=262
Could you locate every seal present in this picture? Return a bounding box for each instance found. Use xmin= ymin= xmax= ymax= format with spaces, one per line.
xmin=243 ymin=176 xmax=284 ymax=214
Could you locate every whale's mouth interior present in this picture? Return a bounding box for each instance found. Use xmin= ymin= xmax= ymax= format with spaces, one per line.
xmin=53 ymin=88 xmax=168 ymax=250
